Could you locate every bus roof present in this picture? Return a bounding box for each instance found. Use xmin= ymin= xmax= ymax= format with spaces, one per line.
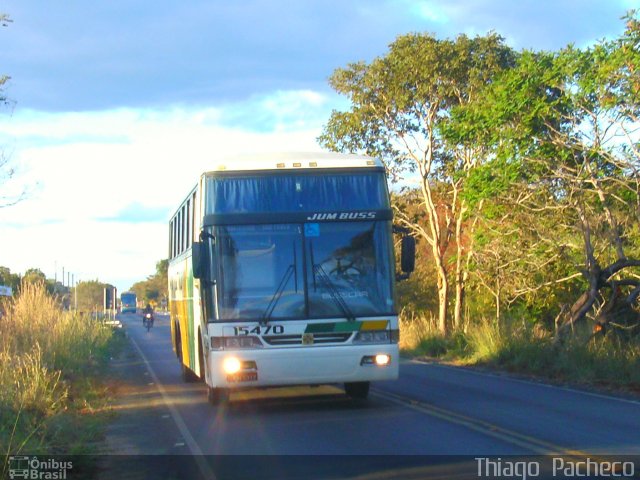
xmin=202 ymin=152 xmax=384 ymax=175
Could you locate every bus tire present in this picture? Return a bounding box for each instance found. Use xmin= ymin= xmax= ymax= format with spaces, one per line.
xmin=344 ymin=381 xmax=370 ymax=400
xmin=207 ymin=386 xmax=229 ymax=405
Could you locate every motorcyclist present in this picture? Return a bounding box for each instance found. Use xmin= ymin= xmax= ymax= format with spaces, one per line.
xmin=142 ymin=303 xmax=154 ymax=324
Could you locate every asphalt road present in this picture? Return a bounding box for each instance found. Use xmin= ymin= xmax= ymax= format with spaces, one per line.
xmin=98 ymin=312 xmax=640 ymax=480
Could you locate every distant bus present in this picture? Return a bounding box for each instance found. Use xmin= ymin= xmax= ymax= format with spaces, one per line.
xmin=120 ymin=291 xmax=137 ymax=314
xmin=168 ymin=153 xmax=415 ymax=404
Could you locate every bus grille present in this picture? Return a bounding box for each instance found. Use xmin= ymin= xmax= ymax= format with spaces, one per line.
xmin=262 ymin=333 xmax=352 ymax=346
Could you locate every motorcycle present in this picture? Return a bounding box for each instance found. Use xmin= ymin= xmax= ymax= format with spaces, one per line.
xmin=142 ymin=312 xmax=154 ymax=331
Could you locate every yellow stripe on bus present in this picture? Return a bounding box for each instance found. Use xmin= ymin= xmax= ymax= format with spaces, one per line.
xmin=360 ymin=320 xmax=389 ymax=331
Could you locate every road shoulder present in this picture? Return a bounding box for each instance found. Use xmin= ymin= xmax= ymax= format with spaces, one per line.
xmin=95 ymin=326 xmax=196 ymax=479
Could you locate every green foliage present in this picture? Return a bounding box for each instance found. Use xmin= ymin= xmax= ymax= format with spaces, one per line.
xmin=0 ymin=266 xmax=70 ymax=298
xmin=461 ymin=158 xmax=522 ymax=212
xmin=319 ymin=32 xmax=516 ymax=176
xmin=22 ymin=268 xmax=46 ymax=285
xmin=129 ymin=258 xmax=168 ymax=306
xmin=0 ymin=266 xmax=20 ymax=292
xmin=437 ymin=11 xmax=640 ymax=337
xmin=75 ymin=280 xmax=114 ymax=312
xmin=321 ymin=30 xmax=518 ymax=334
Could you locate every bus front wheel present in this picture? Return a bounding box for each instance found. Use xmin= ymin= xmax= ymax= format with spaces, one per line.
xmin=344 ymin=381 xmax=370 ymax=400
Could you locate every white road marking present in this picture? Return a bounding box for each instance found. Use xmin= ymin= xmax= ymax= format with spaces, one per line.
xmin=129 ymin=335 xmax=216 ymax=480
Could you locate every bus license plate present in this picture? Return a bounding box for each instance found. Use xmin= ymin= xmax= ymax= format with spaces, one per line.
xmin=227 ymin=371 xmax=258 ymax=383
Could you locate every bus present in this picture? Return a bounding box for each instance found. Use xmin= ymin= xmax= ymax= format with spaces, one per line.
xmin=168 ymin=153 xmax=415 ymax=404
xmin=120 ymin=291 xmax=137 ymax=314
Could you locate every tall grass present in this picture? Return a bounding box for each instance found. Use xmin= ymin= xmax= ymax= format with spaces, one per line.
xmin=0 ymin=281 xmax=114 ymax=462
xmin=399 ymin=310 xmax=640 ymax=391
xmin=399 ymin=310 xmax=468 ymax=358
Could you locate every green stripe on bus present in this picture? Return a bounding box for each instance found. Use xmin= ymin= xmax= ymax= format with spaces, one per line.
xmin=334 ymin=322 xmax=362 ymax=332
xmin=305 ymin=323 xmax=335 ymax=333
xmin=305 ymin=322 xmax=362 ymax=333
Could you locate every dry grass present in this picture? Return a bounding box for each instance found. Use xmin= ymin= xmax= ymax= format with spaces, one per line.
xmin=398 ymin=307 xmax=640 ymax=391
xmin=0 ymin=281 xmax=114 ymax=462
xmin=398 ymin=309 xmax=439 ymax=351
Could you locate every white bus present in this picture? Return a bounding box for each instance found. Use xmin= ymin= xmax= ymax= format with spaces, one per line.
xmin=168 ymin=153 xmax=414 ymax=404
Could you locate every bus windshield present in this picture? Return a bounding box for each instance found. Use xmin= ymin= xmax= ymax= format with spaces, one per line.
xmin=205 ymin=221 xmax=394 ymax=321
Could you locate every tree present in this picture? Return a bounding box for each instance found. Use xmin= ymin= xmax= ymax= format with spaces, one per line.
xmin=76 ymin=280 xmax=113 ymax=312
xmin=22 ymin=268 xmax=46 ymax=284
xmin=0 ymin=265 xmax=20 ymax=292
xmin=0 ymin=13 xmax=26 ymax=209
xmin=446 ymin=12 xmax=640 ymax=340
xmin=129 ymin=259 xmax=169 ymax=306
xmin=319 ymin=32 xmax=516 ymax=334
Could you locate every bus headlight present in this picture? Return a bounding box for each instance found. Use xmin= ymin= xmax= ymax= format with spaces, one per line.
xmin=361 ymin=354 xmax=391 ymax=366
xmin=375 ymin=354 xmax=391 ymax=366
xmin=353 ymin=330 xmax=391 ymax=344
xmin=223 ymin=357 xmax=242 ymax=375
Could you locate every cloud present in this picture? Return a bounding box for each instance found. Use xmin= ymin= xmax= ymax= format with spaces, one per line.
xmin=6 ymin=0 xmax=633 ymax=112
xmin=406 ymin=0 xmax=635 ymax=50
xmin=0 ymin=89 xmax=334 ymax=291
xmin=219 ymin=90 xmax=347 ymax=132
xmin=413 ymin=2 xmax=451 ymax=24
xmin=3 ymin=0 xmax=405 ymax=111
xmin=1 ymin=219 xmax=168 ymax=291
xmin=98 ymin=202 xmax=171 ymax=223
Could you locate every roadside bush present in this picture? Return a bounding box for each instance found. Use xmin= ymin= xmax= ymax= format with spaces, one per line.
xmin=398 ymin=306 xmax=640 ymax=391
xmin=399 ymin=310 xmax=468 ymax=358
xmin=0 ymin=281 xmax=114 ymax=458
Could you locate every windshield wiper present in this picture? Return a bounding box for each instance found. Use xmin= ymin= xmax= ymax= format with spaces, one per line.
xmin=309 ymin=242 xmax=355 ymax=322
xmin=261 ymin=265 xmax=294 ymax=325
xmin=313 ymin=264 xmax=356 ymax=322
xmin=261 ymin=242 xmax=299 ymax=325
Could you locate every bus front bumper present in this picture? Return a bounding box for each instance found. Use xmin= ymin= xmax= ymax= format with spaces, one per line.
xmin=207 ymin=344 xmax=399 ymax=389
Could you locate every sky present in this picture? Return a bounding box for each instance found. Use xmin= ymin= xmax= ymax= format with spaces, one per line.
xmin=0 ymin=0 xmax=638 ymax=294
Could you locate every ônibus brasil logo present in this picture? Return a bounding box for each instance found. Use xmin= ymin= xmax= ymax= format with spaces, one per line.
xmin=8 ymin=456 xmax=73 ymax=479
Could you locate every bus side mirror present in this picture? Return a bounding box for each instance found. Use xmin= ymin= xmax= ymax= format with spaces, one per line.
xmin=400 ymin=236 xmax=415 ymax=274
xmin=192 ymin=242 xmax=206 ymax=279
